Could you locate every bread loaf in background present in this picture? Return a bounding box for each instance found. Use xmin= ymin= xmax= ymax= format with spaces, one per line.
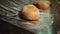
xmin=33 ymin=0 xmax=51 ymax=10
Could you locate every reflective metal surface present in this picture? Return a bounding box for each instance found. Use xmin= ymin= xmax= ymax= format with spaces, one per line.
xmin=0 ymin=0 xmax=54 ymax=34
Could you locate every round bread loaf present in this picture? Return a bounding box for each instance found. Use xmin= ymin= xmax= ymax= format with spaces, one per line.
xmin=33 ymin=0 xmax=51 ymax=10
xmin=21 ymin=4 xmax=40 ymax=21
xmin=38 ymin=2 xmax=50 ymax=10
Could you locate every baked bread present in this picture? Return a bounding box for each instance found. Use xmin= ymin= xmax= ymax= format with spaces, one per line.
xmin=38 ymin=2 xmax=50 ymax=10
xmin=21 ymin=4 xmax=40 ymax=21
xmin=33 ymin=0 xmax=51 ymax=10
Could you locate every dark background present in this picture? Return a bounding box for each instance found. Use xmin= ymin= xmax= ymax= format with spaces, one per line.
xmin=0 ymin=19 xmax=35 ymax=34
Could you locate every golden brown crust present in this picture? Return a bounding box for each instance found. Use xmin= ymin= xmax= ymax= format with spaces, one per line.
xmin=39 ymin=3 xmax=50 ymax=10
xmin=33 ymin=0 xmax=51 ymax=10
xmin=21 ymin=4 xmax=40 ymax=21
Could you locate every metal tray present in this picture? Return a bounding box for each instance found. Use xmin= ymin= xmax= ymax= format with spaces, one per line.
xmin=0 ymin=0 xmax=54 ymax=34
